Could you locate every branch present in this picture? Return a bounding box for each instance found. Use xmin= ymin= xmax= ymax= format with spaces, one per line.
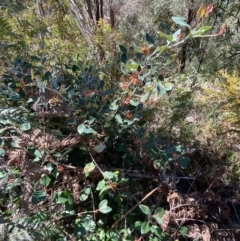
xmin=111 ymin=186 xmax=160 ymax=228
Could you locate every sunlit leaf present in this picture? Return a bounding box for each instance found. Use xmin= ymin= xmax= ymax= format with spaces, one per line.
xmin=109 ymin=99 xmax=120 ymax=110
xmin=0 ymin=148 xmax=6 ymax=156
xmin=139 ymin=204 xmax=151 ymax=216
xmin=158 ymin=31 xmax=173 ymax=43
xmin=172 ymin=17 xmax=191 ymax=30
xmin=20 ymin=122 xmax=31 ymax=131
xmin=141 ymin=221 xmax=150 ymax=234
xmin=40 ymin=175 xmax=51 ymax=188
xmin=126 ymin=59 xmax=139 ymax=72
xmin=98 ymin=199 xmax=112 ymax=213
xmin=79 ymin=187 xmax=91 ymax=201
xmin=172 ymin=29 xmax=182 ymax=42
xmin=115 ymin=114 xmax=123 ymax=124
xmin=129 ymin=99 xmax=139 ymax=106
xmin=141 ymin=92 xmax=149 ymax=102
xmin=34 ymin=149 xmax=44 ymax=158
xmin=190 ymin=26 xmax=211 ymax=36
xmin=165 ymin=83 xmax=173 ymax=91
xmin=103 ymin=171 xmax=117 ymax=180
xmin=84 ymin=162 xmax=95 ymax=177
xmin=77 ymin=124 xmax=96 ymax=134
xmin=132 ymin=43 xmax=142 ymax=52
xmin=197 ymin=5 xmax=206 ymax=18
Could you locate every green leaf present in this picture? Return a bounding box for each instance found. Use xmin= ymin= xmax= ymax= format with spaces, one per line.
xmin=141 ymin=221 xmax=150 ymax=234
xmin=77 ymin=124 xmax=96 ymax=135
xmin=32 ymin=190 xmax=46 ymax=204
xmin=154 ymin=207 xmax=164 ymax=217
xmin=155 ymin=83 xmax=167 ymax=96
xmin=165 ymin=83 xmax=173 ymax=91
xmin=20 ymin=122 xmax=31 ymax=131
xmin=150 ymin=225 xmax=163 ymax=238
xmin=132 ymin=43 xmax=142 ymax=52
xmin=54 ymin=190 xmax=72 ymax=204
xmin=190 ymin=26 xmax=211 ymax=36
xmin=115 ymin=114 xmax=123 ymax=124
xmin=99 ymin=185 xmax=110 ymax=196
xmin=0 ymin=148 xmax=6 ymax=156
xmin=141 ymin=92 xmax=149 ymax=102
xmin=121 ymin=53 xmax=127 ymax=63
xmin=129 ymin=99 xmax=139 ymax=106
xmin=139 ymin=204 xmax=151 ymax=216
xmin=98 ymin=199 xmax=112 ymax=214
xmin=93 ymin=144 xmax=106 ymax=153
xmin=51 ymin=129 xmax=63 ymax=137
xmin=119 ymin=45 xmax=127 ymax=53
xmin=109 ymin=99 xmax=120 ymax=110
xmin=177 ymin=157 xmax=190 ymax=169
xmin=39 ymin=175 xmax=51 ymax=187
xmin=103 ymin=171 xmax=115 ymax=180
xmin=126 ymin=59 xmax=139 ymax=72
xmin=84 ymin=162 xmax=95 ymax=177
xmin=79 ymin=187 xmax=91 ymax=201
xmin=180 ymin=226 xmax=189 ymax=236
xmin=0 ymin=171 xmax=7 ymax=178
xmin=154 ymin=207 xmax=164 ymax=224
xmin=96 ymin=179 xmax=106 ymax=191
xmin=34 ymin=149 xmax=44 ymax=158
xmin=146 ymin=33 xmax=155 ymax=44
xmin=174 ymin=145 xmax=182 ymax=153
xmin=134 ymin=221 xmax=142 ymax=230
xmin=172 ymin=29 xmax=182 ymax=42
xmin=172 ymin=17 xmax=191 ymax=30
xmin=158 ymin=31 xmax=173 ymax=43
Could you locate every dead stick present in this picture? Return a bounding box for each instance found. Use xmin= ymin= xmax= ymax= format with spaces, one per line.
xmin=111 ymin=186 xmax=160 ymax=228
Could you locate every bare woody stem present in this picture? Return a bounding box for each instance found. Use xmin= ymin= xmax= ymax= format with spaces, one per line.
xmin=111 ymin=186 xmax=160 ymax=228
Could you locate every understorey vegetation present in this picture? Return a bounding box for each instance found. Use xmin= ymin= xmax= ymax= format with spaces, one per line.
xmin=0 ymin=1 xmax=240 ymax=240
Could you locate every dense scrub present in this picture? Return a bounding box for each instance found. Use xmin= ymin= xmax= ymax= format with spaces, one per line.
xmin=0 ymin=1 xmax=240 ymax=240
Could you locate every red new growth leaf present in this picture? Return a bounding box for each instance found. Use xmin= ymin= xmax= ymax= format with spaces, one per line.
xmin=218 ymin=25 xmax=226 ymax=35
xmin=205 ymin=4 xmax=214 ymax=16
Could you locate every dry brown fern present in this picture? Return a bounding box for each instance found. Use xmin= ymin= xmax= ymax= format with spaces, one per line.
xmin=32 ymin=88 xmax=71 ymax=119
xmin=7 ymin=149 xmax=26 ymax=165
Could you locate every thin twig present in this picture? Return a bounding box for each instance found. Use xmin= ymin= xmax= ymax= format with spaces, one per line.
xmin=204 ymin=166 xmax=225 ymax=193
xmin=89 ymin=149 xmax=105 ymax=176
xmin=227 ymin=198 xmax=240 ymax=225
xmin=90 ymin=185 xmax=97 ymax=222
xmin=111 ymin=186 xmax=160 ymax=228
xmin=174 ymin=218 xmax=206 ymax=224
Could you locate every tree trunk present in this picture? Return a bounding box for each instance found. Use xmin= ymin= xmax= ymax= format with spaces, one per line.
xmin=180 ymin=8 xmax=196 ymax=72
xmin=37 ymin=0 xmax=45 ymax=17
xmin=85 ymin=0 xmax=94 ymax=21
